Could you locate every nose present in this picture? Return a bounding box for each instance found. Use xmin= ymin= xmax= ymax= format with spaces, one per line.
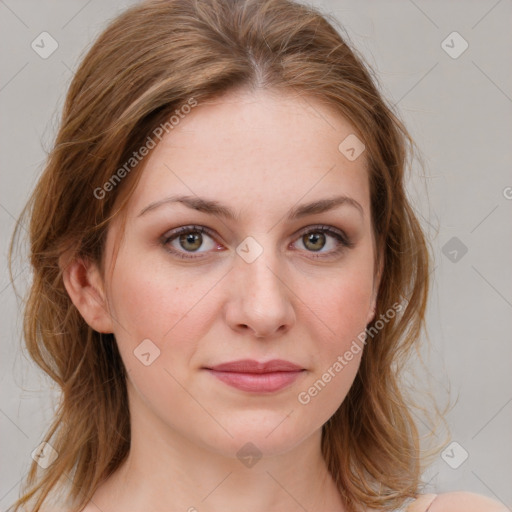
xmin=224 ymin=250 xmax=296 ymax=338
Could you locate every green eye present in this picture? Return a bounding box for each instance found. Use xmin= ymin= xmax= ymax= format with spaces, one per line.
xmin=162 ymin=225 xmax=219 ymax=259
xmin=293 ymin=225 xmax=353 ymax=258
xmin=161 ymin=224 xmax=354 ymax=261
xmin=302 ymin=232 xmax=326 ymax=252
xmin=178 ymin=231 xmax=204 ymax=252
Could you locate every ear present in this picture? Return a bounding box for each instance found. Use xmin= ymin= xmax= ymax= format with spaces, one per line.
xmin=366 ymin=250 xmax=384 ymax=324
xmin=60 ymin=254 xmax=114 ymax=333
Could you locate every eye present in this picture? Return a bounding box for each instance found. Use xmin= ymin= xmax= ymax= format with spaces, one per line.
xmin=291 ymin=225 xmax=354 ymax=258
xmin=161 ymin=224 xmax=354 ymax=261
xmin=161 ymin=225 xmax=222 ymax=259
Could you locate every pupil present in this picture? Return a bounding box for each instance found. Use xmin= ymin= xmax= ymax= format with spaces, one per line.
xmin=304 ymin=232 xmax=325 ymax=251
xmin=180 ymin=232 xmax=202 ymax=251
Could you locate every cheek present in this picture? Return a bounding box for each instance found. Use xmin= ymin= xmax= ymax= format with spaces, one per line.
xmin=297 ymin=254 xmax=374 ymax=412
xmin=106 ymin=255 xmax=189 ymax=349
xmin=109 ymin=270 xmax=179 ymax=342
xmin=106 ymin=260 xmax=215 ymax=414
xmin=307 ymin=259 xmax=375 ymax=348
xmin=106 ymin=254 xmax=225 ymax=368
xmin=295 ymin=281 xmax=368 ymax=428
xmin=324 ymin=277 xmax=372 ymax=327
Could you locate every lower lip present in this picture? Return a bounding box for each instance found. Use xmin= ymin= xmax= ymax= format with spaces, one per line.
xmin=206 ymin=369 xmax=304 ymax=392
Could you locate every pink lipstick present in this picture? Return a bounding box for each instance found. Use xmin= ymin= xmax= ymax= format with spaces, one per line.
xmin=204 ymin=359 xmax=305 ymax=393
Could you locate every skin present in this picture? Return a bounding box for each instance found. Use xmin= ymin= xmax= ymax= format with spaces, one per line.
xmin=62 ymin=88 xmax=506 ymax=512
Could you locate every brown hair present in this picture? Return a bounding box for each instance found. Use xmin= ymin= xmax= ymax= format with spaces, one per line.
xmin=9 ymin=0 xmax=437 ymax=510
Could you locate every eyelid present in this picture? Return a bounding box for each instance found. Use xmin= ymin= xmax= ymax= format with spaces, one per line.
xmin=160 ymin=224 xmax=224 ymax=255
xmin=160 ymin=223 xmax=354 ymax=260
xmin=293 ymin=224 xmax=353 ymax=247
xmin=161 ymin=224 xmax=217 ymax=243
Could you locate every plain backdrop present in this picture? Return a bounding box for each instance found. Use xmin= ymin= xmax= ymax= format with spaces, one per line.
xmin=1 ymin=0 xmax=511 ymax=509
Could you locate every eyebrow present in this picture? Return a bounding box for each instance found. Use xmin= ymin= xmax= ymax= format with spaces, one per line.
xmin=137 ymin=194 xmax=364 ymax=220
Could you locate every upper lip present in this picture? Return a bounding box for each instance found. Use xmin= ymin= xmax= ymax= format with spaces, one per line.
xmin=205 ymin=359 xmax=304 ymax=373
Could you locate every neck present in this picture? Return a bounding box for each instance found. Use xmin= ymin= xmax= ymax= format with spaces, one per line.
xmin=90 ymin=381 xmax=347 ymax=512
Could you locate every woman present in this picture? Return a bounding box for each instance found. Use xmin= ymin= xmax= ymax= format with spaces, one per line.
xmin=8 ymin=0 xmax=506 ymax=510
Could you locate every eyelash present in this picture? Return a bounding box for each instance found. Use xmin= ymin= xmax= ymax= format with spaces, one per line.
xmin=160 ymin=224 xmax=354 ymax=260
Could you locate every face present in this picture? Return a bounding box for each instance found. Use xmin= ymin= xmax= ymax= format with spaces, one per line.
xmin=98 ymin=88 xmax=378 ymax=459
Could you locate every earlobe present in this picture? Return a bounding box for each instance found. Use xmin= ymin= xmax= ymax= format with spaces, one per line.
xmin=60 ymin=254 xmax=114 ymax=333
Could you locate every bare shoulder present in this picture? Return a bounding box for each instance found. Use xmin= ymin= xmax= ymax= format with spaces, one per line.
xmin=427 ymin=492 xmax=508 ymax=512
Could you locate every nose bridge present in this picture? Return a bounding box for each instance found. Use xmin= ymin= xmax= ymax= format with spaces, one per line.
xmin=228 ymin=235 xmax=295 ymax=337
xmin=240 ymin=237 xmax=286 ymax=302
xmin=244 ymin=249 xmax=283 ymax=299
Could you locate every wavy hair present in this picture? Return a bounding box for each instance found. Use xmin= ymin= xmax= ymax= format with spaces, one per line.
xmin=9 ymin=0 xmax=436 ymax=510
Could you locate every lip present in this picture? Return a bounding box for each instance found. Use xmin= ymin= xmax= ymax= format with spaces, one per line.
xmin=207 ymin=359 xmax=304 ymax=373
xmin=204 ymin=359 xmax=306 ymax=393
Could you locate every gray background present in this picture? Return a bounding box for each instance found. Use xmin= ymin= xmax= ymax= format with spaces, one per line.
xmin=1 ymin=0 xmax=511 ymax=509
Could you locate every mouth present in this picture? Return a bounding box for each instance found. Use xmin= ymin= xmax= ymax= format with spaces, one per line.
xmin=203 ymin=359 xmax=306 ymax=393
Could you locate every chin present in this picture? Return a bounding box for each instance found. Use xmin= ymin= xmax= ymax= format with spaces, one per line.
xmin=194 ymin=414 xmax=322 ymax=462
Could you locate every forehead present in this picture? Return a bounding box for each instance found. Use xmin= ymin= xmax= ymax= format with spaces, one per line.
xmin=125 ymin=88 xmax=370 ymax=221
